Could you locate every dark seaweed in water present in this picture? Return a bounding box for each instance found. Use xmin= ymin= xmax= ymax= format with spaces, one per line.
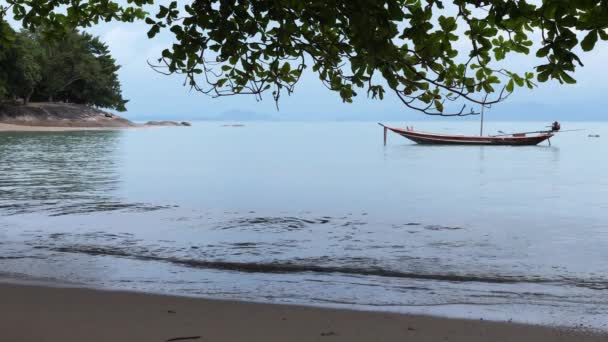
xmin=217 ymin=216 xmax=332 ymax=232
xmin=48 ymin=202 xmax=173 ymax=217
xmin=423 ymin=225 xmax=464 ymax=231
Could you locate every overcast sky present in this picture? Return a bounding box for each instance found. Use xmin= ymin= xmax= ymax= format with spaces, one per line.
xmin=79 ymin=6 xmax=608 ymax=122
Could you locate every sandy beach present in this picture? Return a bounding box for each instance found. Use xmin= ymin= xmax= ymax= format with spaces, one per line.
xmin=0 ymin=281 xmax=604 ymax=342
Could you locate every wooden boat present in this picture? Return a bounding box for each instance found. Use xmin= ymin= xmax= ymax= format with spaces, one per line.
xmin=379 ymin=124 xmax=555 ymax=146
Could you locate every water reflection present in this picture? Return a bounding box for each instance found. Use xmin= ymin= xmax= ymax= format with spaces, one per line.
xmin=0 ymin=131 xmax=167 ymax=216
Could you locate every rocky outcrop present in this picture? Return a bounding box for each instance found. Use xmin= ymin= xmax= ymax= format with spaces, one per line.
xmin=0 ymin=102 xmax=135 ymax=128
xmin=144 ymin=120 xmax=191 ymax=127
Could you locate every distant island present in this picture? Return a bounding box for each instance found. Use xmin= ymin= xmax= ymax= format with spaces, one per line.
xmin=0 ymin=102 xmax=190 ymax=131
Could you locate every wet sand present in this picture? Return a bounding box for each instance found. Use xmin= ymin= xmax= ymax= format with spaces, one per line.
xmin=0 ymin=281 xmax=604 ymax=342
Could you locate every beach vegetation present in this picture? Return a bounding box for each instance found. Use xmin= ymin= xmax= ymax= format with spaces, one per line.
xmin=0 ymin=23 xmax=128 ymax=111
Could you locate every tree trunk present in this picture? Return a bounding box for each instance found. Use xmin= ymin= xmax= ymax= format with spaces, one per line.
xmin=24 ymin=88 xmax=34 ymax=105
xmin=48 ymin=95 xmax=54 ymax=102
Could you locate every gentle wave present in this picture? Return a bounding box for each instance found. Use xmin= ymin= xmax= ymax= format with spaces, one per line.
xmin=48 ymin=245 xmax=608 ymax=290
xmin=211 ymin=216 xmax=462 ymax=232
xmin=0 ymin=201 xmax=172 ymax=216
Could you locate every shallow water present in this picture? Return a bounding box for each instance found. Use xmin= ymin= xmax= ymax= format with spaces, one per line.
xmin=1 ymin=122 xmax=607 ymax=329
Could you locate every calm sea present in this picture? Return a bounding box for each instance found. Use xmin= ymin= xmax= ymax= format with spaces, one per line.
xmin=1 ymin=121 xmax=607 ymax=329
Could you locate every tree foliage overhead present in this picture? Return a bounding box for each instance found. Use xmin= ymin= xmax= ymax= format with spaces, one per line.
xmin=2 ymin=0 xmax=607 ymax=116
xmin=0 ymin=23 xmax=128 ymax=111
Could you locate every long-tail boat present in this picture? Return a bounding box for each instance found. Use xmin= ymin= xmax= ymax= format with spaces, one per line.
xmin=379 ymin=123 xmax=558 ymax=146
xmin=379 ymin=101 xmax=564 ymax=146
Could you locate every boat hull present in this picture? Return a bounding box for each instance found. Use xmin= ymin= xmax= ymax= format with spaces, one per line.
xmin=383 ymin=126 xmax=553 ymax=146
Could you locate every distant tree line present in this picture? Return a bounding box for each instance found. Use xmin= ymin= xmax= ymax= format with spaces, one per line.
xmin=0 ymin=22 xmax=127 ymax=111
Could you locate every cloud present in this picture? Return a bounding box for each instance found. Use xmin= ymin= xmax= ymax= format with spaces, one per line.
xmin=101 ymin=26 xmax=144 ymax=65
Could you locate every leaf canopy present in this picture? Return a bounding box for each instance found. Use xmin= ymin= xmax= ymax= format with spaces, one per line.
xmin=3 ymin=0 xmax=607 ymax=116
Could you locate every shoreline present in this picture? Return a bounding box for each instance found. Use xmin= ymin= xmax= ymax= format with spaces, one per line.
xmin=1 ymin=102 xmax=190 ymax=131
xmin=0 ymin=122 xmax=136 ymax=132
xmin=0 ymin=122 xmax=189 ymax=132
xmin=0 ymin=280 xmax=605 ymax=342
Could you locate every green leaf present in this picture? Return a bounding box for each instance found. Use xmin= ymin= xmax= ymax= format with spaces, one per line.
xmin=434 ymin=100 xmax=444 ymax=112
xmin=281 ymin=62 xmax=291 ymax=74
xmin=537 ymin=70 xmax=550 ymax=82
xmin=581 ymin=30 xmax=598 ymax=51
xmin=560 ymin=71 xmax=576 ymax=84
xmin=147 ymin=25 xmax=160 ymax=38
xmin=514 ymin=76 xmax=524 ymax=87
xmin=506 ymin=79 xmax=514 ymax=92
xmin=536 ymin=46 xmax=551 ymax=58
